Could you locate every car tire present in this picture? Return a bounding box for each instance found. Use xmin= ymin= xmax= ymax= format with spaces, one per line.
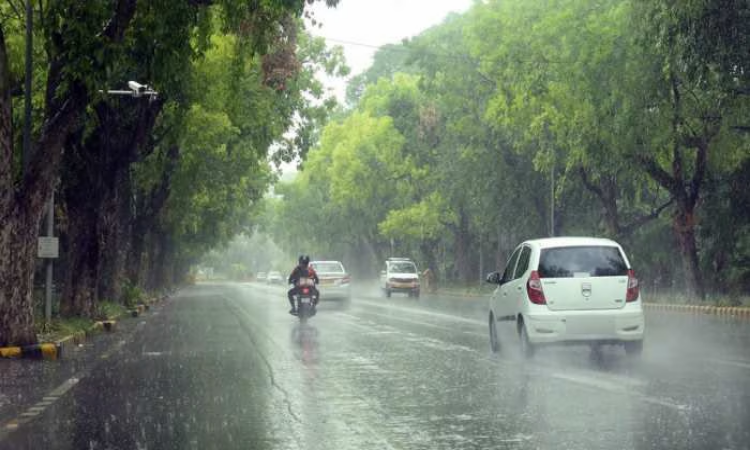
xmin=519 ymin=320 xmax=535 ymax=359
xmin=385 ymin=288 xmax=392 ymax=298
xmin=489 ymin=313 xmax=500 ymax=353
xmin=414 ymin=290 xmax=420 ymax=299
xmin=624 ymin=340 xmax=643 ymax=357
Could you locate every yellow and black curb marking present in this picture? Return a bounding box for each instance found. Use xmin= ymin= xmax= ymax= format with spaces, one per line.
xmin=642 ymin=303 xmax=750 ymax=319
xmin=130 ymin=303 xmax=147 ymax=317
xmin=0 ymin=343 xmax=61 ymax=361
xmin=0 ymin=320 xmax=119 ymax=361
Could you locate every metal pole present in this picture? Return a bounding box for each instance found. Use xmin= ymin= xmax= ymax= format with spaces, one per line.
xmin=550 ymin=162 xmax=555 ymax=237
xmin=22 ymin=0 xmax=32 ymax=174
xmin=45 ymin=192 xmax=54 ymax=322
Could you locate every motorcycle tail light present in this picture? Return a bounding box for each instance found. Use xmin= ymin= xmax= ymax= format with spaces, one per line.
xmin=302 ymin=288 xmax=309 ymax=294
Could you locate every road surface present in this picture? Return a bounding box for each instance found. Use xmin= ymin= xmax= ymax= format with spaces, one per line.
xmin=1 ymin=282 xmax=748 ymax=449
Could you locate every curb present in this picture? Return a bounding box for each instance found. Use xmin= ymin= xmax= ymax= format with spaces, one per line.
xmin=642 ymin=303 xmax=750 ymax=319
xmin=0 ymin=343 xmax=60 ymax=360
xmin=1 ymin=293 xmax=172 ymax=360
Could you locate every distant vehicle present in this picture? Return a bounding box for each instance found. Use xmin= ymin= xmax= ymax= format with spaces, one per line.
xmin=309 ymin=260 xmax=351 ymax=301
xmin=256 ymin=272 xmax=267 ymax=282
xmin=486 ymin=237 xmax=645 ymax=358
xmin=380 ymin=257 xmax=420 ymax=298
xmin=266 ymin=271 xmax=284 ymax=284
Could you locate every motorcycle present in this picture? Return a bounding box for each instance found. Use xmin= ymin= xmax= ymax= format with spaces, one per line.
xmin=293 ymin=277 xmax=318 ymax=322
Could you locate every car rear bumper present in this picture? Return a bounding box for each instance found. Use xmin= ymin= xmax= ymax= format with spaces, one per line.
xmin=524 ymin=307 xmax=645 ymax=344
xmin=319 ymin=284 xmax=351 ymax=300
xmin=386 ymin=282 xmax=419 ymax=292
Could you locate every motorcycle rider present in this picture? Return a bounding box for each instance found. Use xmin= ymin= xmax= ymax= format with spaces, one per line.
xmin=287 ymin=255 xmax=320 ymax=315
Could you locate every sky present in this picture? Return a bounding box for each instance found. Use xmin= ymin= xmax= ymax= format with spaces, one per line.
xmin=304 ymin=0 xmax=474 ymax=102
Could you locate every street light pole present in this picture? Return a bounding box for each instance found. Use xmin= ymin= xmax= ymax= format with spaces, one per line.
xmin=22 ymin=0 xmax=56 ymax=323
xmin=22 ymin=0 xmax=32 ymax=174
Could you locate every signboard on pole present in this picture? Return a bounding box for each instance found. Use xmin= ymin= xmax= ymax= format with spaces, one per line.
xmin=38 ymin=237 xmax=59 ymax=259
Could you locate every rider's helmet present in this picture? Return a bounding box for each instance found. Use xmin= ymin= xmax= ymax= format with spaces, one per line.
xmin=298 ymin=255 xmax=310 ymax=266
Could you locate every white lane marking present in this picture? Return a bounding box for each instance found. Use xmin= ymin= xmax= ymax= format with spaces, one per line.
xmin=548 ymin=371 xmax=687 ymax=411
xmin=352 ymin=310 xmax=458 ymax=332
xmin=354 ymin=299 xmax=486 ymax=326
xmin=706 ymin=358 xmax=750 ymax=370
xmin=47 ymin=377 xmax=80 ymax=397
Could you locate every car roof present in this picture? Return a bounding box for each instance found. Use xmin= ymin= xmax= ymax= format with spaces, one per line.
xmin=523 ymin=236 xmax=622 ymax=249
xmin=310 ymin=260 xmax=343 ymax=264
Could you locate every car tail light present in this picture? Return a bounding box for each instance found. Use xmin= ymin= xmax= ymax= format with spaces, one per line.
xmin=626 ymin=269 xmax=639 ymax=302
xmin=526 ymin=270 xmax=546 ymax=305
xmin=342 ymin=275 xmax=351 ymax=284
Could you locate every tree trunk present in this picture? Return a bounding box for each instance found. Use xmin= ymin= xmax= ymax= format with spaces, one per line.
xmin=452 ymin=209 xmax=473 ymax=284
xmin=146 ymin=229 xmax=165 ymax=291
xmin=127 ymin=146 xmax=178 ymax=289
xmin=59 ymin=99 xmax=162 ymax=314
xmin=673 ymin=207 xmax=705 ymax=299
xmin=0 ymin=206 xmax=39 ymax=346
xmin=59 ymin=192 xmax=99 ymax=317
xmin=98 ymin=167 xmax=131 ymax=302
xmin=0 ymin=28 xmax=39 ymax=346
xmin=419 ymin=239 xmax=439 ymax=282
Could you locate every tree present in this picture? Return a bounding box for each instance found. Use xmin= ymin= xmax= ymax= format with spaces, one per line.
xmin=0 ymin=0 xmax=342 ymax=345
xmin=630 ymin=0 xmax=750 ymax=298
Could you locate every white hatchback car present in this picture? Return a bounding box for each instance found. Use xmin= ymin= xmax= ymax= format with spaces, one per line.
xmin=487 ymin=237 xmax=644 ymax=358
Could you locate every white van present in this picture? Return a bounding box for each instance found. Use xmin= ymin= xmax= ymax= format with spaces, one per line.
xmin=381 ymin=258 xmax=420 ymax=298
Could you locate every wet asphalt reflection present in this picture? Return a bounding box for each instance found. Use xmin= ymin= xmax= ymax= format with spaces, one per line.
xmin=2 ymin=282 xmax=749 ymax=450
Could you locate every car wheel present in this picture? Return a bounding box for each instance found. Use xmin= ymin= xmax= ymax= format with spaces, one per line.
xmin=624 ymin=340 xmax=643 ymax=357
xmin=519 ymin=320 xmax=535 ymax=359
xmin=489 ymin=313 xmax=500 ymax=353
xmin=385 ymin=288 xmax=392 ymax=298
xmin=414 ymin=290 xmax=420 ymax=299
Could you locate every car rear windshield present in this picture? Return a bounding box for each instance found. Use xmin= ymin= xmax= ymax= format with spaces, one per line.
xmin=390 ymin=262 xmax=417 ymax=274
xmin=538 ymin=246 xmax=628 ymax=278
xmin=312 ymin=262 xmax=344 ymax=273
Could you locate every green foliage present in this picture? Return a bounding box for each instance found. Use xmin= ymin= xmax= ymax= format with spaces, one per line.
xmin=96 ymin=301 xmax=128 ymax=320
xmin=35 ymin=316 xmax=93 ymax=342
xmin=266 ymin=0 xmax=750 ymax=293
xmin=120 ymin=281 xmax=145 ymax=308
xmin=379 ymin=193 xmax=456 ymax=241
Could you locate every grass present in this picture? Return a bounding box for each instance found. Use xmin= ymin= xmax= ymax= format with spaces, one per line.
xmin=35 ymin=316 xmax=95 ymax=343
xmin=96 ymin=301 xmax=129 ymax=320
xmin=31 ymin=301 xmax=129 ymax=343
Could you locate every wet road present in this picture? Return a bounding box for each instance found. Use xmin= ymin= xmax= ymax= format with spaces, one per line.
xmin=2 ymin=282 xmax=749 ymax=450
